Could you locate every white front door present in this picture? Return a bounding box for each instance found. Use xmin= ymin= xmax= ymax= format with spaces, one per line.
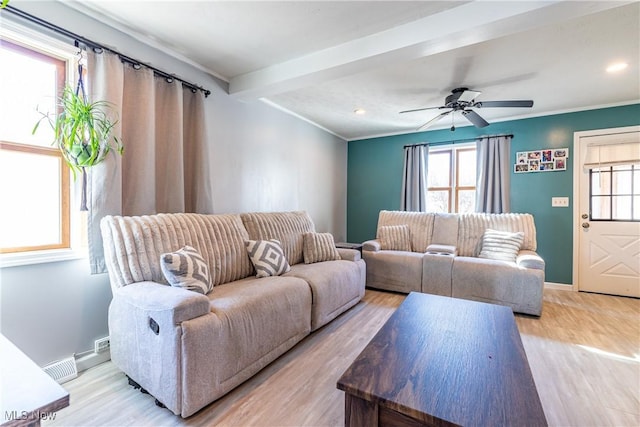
xmin=574 ymin=126 xmax=640 ymax=297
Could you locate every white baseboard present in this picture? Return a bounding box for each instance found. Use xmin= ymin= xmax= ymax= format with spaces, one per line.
xmin=544 ymin=282 xmax=575 ymax=291
xmin=75 ymin=349 xmax=111 ymax=373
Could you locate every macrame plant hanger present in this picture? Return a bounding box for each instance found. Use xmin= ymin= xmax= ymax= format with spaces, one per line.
xmin=76 ymin=52 xmax=89 ymax=211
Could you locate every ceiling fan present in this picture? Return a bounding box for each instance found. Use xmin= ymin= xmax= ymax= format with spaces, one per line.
xmin=400 ymin=87 xmax=534 ymax=131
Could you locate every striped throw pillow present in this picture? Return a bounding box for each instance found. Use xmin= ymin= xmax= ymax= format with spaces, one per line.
xmin=303 ymin=232 xmax=341 ymax=264
xmin=478 ymin=229 xmax=525 ymax=263
xmin=161 ymin=246 xmax=212 ymax=294
xmin=378 ymin=225 xmax=412 ymax=252
xmin=246 ymin=239 xmax=291 ymax=277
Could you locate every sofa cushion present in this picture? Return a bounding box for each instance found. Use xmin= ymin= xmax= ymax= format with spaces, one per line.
xmin=378 ymin=225 xmax=412 ymax=251
xmin=478 ymin=229 xmax=524 ymax=263
xmin=207 ymin=276 xmax=312 ymax=386
xmin=377 ymin=210 xmax=435 ymax=253
xmin=286 ymin=260 xmax=365 ymax=330
xmin=161 ymin=246 xmax=212 ymax=294
xmin=241 ymin=211 xmax=315 ymax=265
xmin=457 ymin=213 xmax=537 ymax=257
xmin=303 ymin=232 xmax=341 ymax=264
xmin=246 ymin=239 xmax=291 ymax=277
xmin=101 ymin=213 xmax=254 ymax=289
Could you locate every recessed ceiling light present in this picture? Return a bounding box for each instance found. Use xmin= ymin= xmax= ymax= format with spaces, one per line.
xmin=606 ymin=62 xmax=628 ymax=73
xmin=354 ymin=108 xmax=366 ymax=115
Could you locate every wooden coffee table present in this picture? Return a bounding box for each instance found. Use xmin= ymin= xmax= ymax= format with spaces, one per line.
xmin=337 ymin=292 xmax=547 ymax=426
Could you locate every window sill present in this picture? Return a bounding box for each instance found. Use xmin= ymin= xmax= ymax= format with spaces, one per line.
xmin=0 ymin=248 xmax=87 ymax=268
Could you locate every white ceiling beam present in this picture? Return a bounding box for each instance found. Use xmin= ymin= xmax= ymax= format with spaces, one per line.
xmin=229 ymin=1 xmax=630 ymax=100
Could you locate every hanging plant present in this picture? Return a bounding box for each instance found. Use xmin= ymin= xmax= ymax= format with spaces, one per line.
xmin=33 ymin=84 xmax=123 ymax=177
xmin=33 ymin=83 xmax=123 ymax=210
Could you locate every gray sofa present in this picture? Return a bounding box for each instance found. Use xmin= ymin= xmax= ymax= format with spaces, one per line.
xmin=363 ymin=210 xmax=544 ymax=316
xmin=100 ymin=211 xmax=365 ymax=417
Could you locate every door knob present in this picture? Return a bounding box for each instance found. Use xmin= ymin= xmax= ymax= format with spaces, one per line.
xmin=582 ymin=222 xmax=590 ymax=229
xmin=581 ymin=214 xmax=589 ymax=219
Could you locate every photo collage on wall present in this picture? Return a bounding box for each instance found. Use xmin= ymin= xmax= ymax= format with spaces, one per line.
xmin=514 ymin=148 xmax=568 ymax=173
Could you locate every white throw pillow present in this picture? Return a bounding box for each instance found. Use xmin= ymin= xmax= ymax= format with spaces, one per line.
xmin=378 ymin=224 xmax=412 ymax=251
xmin=303 ymin=232 xmax=341 ymax=264
xmin=160 ymin=246 xmax=212 ymax=294
xmin=246 ymin=239 xmax=291 ymax=277
xmin=478 ymin=229 xmax=525 ymax=263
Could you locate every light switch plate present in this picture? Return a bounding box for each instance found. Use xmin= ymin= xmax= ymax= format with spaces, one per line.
xmin=552 ymin=197 xmax=569 ymax=207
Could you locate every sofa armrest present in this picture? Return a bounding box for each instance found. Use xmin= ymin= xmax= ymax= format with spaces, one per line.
xmin=363 ymin=239 xmax=380 ymax=252
xmin=516 ymin=250 xmax=545 ymax=271
xmin=337 ymin=248 xmax=361 ymax=262
xmin=426 ymin=244 xmax=458 ymax=256
xmin=113 ymin=281 xmax=211 ymax=324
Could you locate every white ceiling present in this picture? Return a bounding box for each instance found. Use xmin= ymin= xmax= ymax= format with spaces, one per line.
xmin=66 ymin=1 xmax=639 ymax=140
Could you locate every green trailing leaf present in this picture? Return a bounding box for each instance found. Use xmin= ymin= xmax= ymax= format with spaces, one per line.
xmin=33 ymin=85 xmax=123 ymax=178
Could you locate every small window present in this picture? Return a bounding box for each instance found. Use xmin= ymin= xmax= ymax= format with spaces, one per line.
xmin=0 ymin=39 xmax=71 ymax=253
xmin=427 ymin=146 xmax=476 ymax=213
xmin=590 ymin=164 xmax=639 ymax=221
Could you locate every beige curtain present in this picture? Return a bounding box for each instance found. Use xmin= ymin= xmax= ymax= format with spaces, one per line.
xmin=87 ymin=51 xmax=212 ymax=274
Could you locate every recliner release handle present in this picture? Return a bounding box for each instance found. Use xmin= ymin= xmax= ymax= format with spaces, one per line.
xmin=149 ymin=317 xmax=160 ymax=335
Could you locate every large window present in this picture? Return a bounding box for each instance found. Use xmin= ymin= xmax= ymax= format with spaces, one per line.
xmin=0 ymin=38 xmax=71 ymax=253
xmin=427 ymin=146 xmax=476 ymax=213
xmin=590 ymin=164 xmax=640 ymax=221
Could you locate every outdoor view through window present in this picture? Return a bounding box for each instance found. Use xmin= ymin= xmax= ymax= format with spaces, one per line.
xmin=0 ymin=39 xmax=70 ymax=253
xmin=427 ymin=146 xmax=476 ymax=213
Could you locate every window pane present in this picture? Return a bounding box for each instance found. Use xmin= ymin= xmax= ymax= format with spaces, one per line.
xmin=612 ymin=196 xmax=632 ymax=220
xmin=457 ymin=190 xmax=476 ymax=214
xmin=591 ymin=170 xmax=611 ymax=196
xmin=0 ymin=44 xmax=58 ymax=147
xmin=634 ymin=196 xmax=640 ymax=220
xmin=591 ymin=196 xmax=611 ymax=220
xmin=428 ymin=151 xmax=450 ymax=187
xmin=612 ymin=170 xmax=632 ymax=195
xmin=0 ymin=149 xmax=62 ymax=249
xmin=457 ymin=150 xmax=476 ymax=187
xmin=427 ymin=190 xmax=449 ymax=213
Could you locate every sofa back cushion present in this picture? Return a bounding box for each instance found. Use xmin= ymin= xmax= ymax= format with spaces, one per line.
xmin=457 ymin=213 xmax=537 ymax=257
xmin=240 ymin=211 xmax=315 ymax=265
xmin=377 ymin=210 xmax=435 ymax=253
xmin=431 ymin=213 xmax=459 ymax=246
xmin=101 ymin=213 xmax=254 ymax=289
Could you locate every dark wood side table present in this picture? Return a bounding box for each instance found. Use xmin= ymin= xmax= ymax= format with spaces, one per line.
xmin=337 ymin=292 xmax=546 ymax=427
xmin=1 ymin=335 xmax=70 ymax=427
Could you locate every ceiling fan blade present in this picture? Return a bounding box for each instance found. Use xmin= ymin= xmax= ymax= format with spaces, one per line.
xmin=417 ymin=111 xmax=451 ymax=131
xmin=462 ymin=110 xmax=489 ymax=128
xmin=476 ymin=100 xmax=534 ymax=108
xmin=458 ymin=89 xmax=481 ymax=103
xmin=400 ymin=106 xmax=444 ymax=114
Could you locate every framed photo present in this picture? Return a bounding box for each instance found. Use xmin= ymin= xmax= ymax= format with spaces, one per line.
xmin=517 ymin=152 xmax=527 ymax=164
xmin=514 ymin=147 xmax=569 ymax=173
xmin=554 ymin=149 xmax=568 ymax=158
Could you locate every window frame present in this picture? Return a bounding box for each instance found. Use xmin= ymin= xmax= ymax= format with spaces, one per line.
xmin=589 ymin=164 xmax=639 ymax=222
xmin=0 ymin=22 xmax=85 ymax=266
xmin=428 ymin=143 xmax=477 ymax=214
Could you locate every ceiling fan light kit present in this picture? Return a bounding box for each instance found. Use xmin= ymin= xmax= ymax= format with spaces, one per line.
xmin=401 ymin=87 xmax=534 ymax=131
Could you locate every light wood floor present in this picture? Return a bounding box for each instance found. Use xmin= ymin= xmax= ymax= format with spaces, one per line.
xmin=44 ymin=289 xmax=639 ymax=427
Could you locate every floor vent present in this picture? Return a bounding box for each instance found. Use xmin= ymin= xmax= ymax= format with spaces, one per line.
xmin=43 ymin=356 xmax=78 ymax=384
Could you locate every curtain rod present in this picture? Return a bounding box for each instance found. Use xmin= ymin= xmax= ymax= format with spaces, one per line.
xmin=404 ymin=133 xmax=514 ymax=148
xmin=3 ymin=5 xmax=211 ymax=97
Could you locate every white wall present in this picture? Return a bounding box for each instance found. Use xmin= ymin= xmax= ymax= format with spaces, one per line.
xmin=0 ymin=1 xmax=347 ymax=366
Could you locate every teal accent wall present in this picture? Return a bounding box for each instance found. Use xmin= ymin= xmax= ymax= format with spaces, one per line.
xmin=347 ymin=104 xmax=640 ymax=284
